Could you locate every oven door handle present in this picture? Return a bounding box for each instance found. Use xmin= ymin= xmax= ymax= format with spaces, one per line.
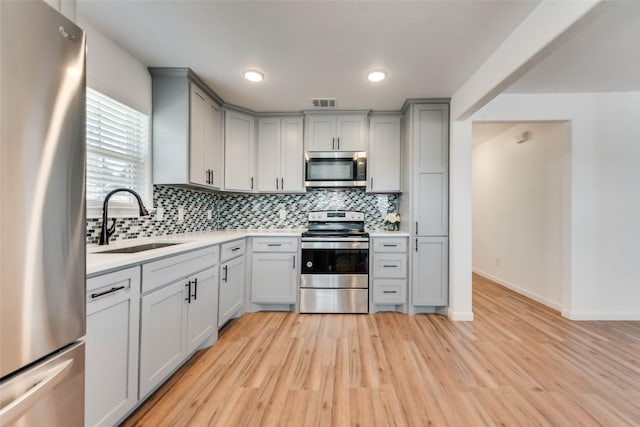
xmin=301 ymin=241 xmax=369 ymax=250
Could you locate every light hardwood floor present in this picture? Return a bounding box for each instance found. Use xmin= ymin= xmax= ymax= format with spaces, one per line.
xmin=123 ymin=274 xmax=640 ymax=426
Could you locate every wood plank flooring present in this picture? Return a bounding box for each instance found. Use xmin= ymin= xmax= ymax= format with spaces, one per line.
xmin=122 ymin=274 xmax=640 ymax=426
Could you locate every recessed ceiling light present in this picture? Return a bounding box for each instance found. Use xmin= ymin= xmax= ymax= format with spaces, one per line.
xmin=367 ymin=70 xmax=386 ymax=82
xmin=243 ymin=70 xmax=264 ymax=82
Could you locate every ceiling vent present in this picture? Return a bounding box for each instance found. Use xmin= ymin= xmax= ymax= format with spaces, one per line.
xmin=311 ymin=98 xmax=337 ymax=108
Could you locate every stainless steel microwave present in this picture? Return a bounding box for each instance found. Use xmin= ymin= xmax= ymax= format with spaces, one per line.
xmin=305 ymin=151 xmax=367 ymax=188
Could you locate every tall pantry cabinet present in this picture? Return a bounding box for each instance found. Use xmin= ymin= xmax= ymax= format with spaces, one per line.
xmin=400 ymin=102 xmax=449 ymax=310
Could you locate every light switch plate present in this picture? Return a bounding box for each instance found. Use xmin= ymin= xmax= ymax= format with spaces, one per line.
xmin=177 ymin=206 xmax=184 ymax=224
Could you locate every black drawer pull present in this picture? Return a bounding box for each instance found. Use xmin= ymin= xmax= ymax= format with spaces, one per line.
xmin=382 ymin=264 xmax=397 ymax=268
xmin=91 ymin=285 xmax=125 ymax=299
xmin=231 ymin=247 xmax=241 ymax=252
xmin=185 ymin=281 xmax=192 ymax=303
xmin=383 ymin=290 xmax=398 ymax=294
xmin=267 ymin=243 xmax=282 ymax=247
xmin=382 ymin=244 xmax=398 ymax=247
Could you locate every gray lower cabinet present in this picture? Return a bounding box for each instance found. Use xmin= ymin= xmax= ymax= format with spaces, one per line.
xmin=412 ymin=237 xmax=449 ymax=306
xmin=371 ymin=237 xmax=407 ymax=307
xmin=139 ymin=246 xmax=219 ymax=398
xmin=219 ymin=240 xmax=246 ymax=327
xmin=85 ymin=266 xmax=140 ymax=427
xmin=250 ymin=237 xmax=298 ymax=304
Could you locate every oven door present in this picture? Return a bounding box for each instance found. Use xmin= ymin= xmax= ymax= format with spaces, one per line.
xmin=300 ymin=240 xmax=368 ymax=289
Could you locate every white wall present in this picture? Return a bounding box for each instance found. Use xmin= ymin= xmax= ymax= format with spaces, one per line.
xmin=472 ymin=122 xmax=570 ymax=310
xmin=473 ymin=92 xmax=640 ymax=320
xmin=76 ymin=18 xmax=151 ymax=115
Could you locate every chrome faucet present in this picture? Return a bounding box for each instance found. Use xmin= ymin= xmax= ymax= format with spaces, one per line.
xmin=99 ymin=188 xmax=150 ymax=245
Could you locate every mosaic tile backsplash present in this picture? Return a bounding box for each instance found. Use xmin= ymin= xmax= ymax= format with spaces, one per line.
xmin=86 ymin=185 xmax=398 ymax=244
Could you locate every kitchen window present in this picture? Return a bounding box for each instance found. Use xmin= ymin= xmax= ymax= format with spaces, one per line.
xmin=86 ymin=88 xmax=151 ymax=217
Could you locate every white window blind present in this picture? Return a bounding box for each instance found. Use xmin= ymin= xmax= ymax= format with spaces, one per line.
xmin=86 ymin=88 xmax=149 ymax=206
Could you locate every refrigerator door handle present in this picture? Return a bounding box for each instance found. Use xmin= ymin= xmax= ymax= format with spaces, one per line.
xmin=0 ymin=359 xmax=74 ymax=425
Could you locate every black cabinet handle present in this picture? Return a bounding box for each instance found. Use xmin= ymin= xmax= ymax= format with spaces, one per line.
xmin=185 ymin=281 xmax=192 ymax=304
xmin=267 ymin=243 xmax=282 ymax=247
xmin=276 ymin=177 xmax=279 ymax=190
xmin=337 ymin=137 xmax=340 ymax=150
xmin=223 ymin=265 xmax=228 ymax=282
xmin=281 ymin=177 xmax=284 ymax=189
xmin=293 ymin=255 xmax=296 ymax=270
xmin=415 ymin=238 xmax=418 ymax=252
xmin=231 ymin=247 xmax=241 ymax=252
xmin=91 ymin=285 xmax=125 ymax=299
xmin=370 ymin=177 xmax=373 ymax=188
xmin=192 ymin=278 xmax=198 ymax=300
xmin=415 ymin=222 xmax=419 ymax=235
xmin=383 ymin=290 xmax=398 ymax=294
xmin=332 ymin=137 xmax=335 ymax=150
xmin=383 ymin=264 xmax=397 ymax=268
xmin=382 ymin=244 xmax=398 ymax=247
xmin=250 ymin=177 xmax=254 ymax=190
xmin=210 ymin=170 xmax=214 ymax=185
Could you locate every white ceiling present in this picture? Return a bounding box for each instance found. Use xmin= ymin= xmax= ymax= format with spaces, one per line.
xmin=472 ymin=123 xmax=518 ymax=147
xmin=76 ymin=0 xmax=540 ymax=112
xmin=506 ymin=1 xmax=640 ymax=94
xmin=76 ymin=1 xmax=640 ymax=113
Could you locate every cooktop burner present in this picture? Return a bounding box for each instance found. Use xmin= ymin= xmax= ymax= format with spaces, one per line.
xmin=302 ymin=210 xmax=367 ymax=240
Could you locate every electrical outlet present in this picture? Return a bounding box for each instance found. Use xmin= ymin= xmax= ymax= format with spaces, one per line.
xmin=207 ymin=210 xmax=212 ymax=220
xmin=279 ymin=208 xmax=287 ymax=220
xmin=177 ymin=206 xmax=184 ymax=224
xmin=156 ymin=206 xmax=164 ymax=221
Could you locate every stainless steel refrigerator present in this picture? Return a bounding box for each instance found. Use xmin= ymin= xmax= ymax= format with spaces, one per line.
xmin=0 ymin=1 xmax=86 ymax=425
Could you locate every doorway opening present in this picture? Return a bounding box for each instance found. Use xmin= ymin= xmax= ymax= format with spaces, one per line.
xmin=471 ymin=121 xmax=571 ymax=312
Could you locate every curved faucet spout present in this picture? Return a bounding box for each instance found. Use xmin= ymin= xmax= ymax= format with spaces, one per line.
xmin=99 ymin=188 xmax=150 ymax=245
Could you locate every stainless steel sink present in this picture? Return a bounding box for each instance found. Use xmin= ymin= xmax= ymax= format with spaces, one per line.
xmin=95 ymin=242 xmax=182 ymax=254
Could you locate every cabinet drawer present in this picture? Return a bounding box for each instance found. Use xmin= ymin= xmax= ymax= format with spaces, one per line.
xmin=373 ymin=238 xmax=407 ymax=253
xmin=372 ymin=279 xmax=406 ymax=304
xmin=87 ymin=265 xmax=140 ymax=295
xmin=142 ymin=246 xmax=218 ymax=294
xmin=221 ymin=239 xmax=246 ymax=262
xmin=252 ymin=237 xmax=298 ymax=252
xmin=373 ymin=253 xmax=407 ymax=278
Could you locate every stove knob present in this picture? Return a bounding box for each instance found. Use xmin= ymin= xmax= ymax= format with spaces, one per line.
xmin=306 ymin=261 xmax=313 ymax=268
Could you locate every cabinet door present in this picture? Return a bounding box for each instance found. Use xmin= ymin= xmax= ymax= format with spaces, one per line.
xmin=412 ymin=237 xmax=448 ymax=306
xmin=336 ymin=115 xmax=366 ymax=151
xmin=306 ymin=115 xmax=336 ymax=151
xmin=139 ymin=281 xmax=188 ymax=398
xmin=413 ymin=105 xmax=449 ymax=236
xmin=187 ymin=266 xmax=219 ymax=353
xmin=251 ymin=252 xmax=297 ymax=304
xmin=207 ymin=100 xmax=223 ymax=189
xmin=219 ymin=256 xmax=245 ymax=327
xmin=86 ymin=267 xmax=140 ymax=427
xmin=257 ymin=118 xmax=280 ymax=192
xmin=225 ymin=110 xmax=255 ymax=191
xmin=368 ymin=116 xmax=400 ymax=192
xmin=189 ymin=85 xmax=208 ymax=186
xmin=280 ymin=117 xmax=304 ymax=192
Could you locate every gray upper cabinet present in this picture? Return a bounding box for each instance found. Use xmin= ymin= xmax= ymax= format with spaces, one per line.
xmin=305 ymin=113 xmax=368 ymax=152
xmin=257 ymin=116 xmax=304 ymax=193
xmin=413 ymin=104 xmax=449 ymax=237
xmin=150 ymin=68 xmax=224 ymax=190
xmin=224 ymin=109 xmax=256 ymax=192
xmin=368 ymin=115 xmax=401 ymax=193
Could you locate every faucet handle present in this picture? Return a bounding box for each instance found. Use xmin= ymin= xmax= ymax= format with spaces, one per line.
xmin=107 ymin=218 xmax=117 ymax=237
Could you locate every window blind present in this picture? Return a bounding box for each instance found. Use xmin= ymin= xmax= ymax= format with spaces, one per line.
xmin=86 ymin=88 xmax=149 ymax=205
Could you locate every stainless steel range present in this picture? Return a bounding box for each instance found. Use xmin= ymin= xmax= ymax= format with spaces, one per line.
xmin=300 ymin=211 xmax=369 ymax=313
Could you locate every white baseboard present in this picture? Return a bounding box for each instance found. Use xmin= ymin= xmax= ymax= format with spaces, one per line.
xmin=473 ymin=269 xmax=563 ymax=312
xmin=561 ymin=310 xmax=640 ymax=321
xmin=448 ymin=310 xmax=474 ymax=321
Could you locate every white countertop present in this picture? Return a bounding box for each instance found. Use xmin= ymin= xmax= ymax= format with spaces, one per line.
xmin=86 ymin=228 xmax=410 ymax=277
xmin=86 ymin=229 xmax=304 ymax=277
